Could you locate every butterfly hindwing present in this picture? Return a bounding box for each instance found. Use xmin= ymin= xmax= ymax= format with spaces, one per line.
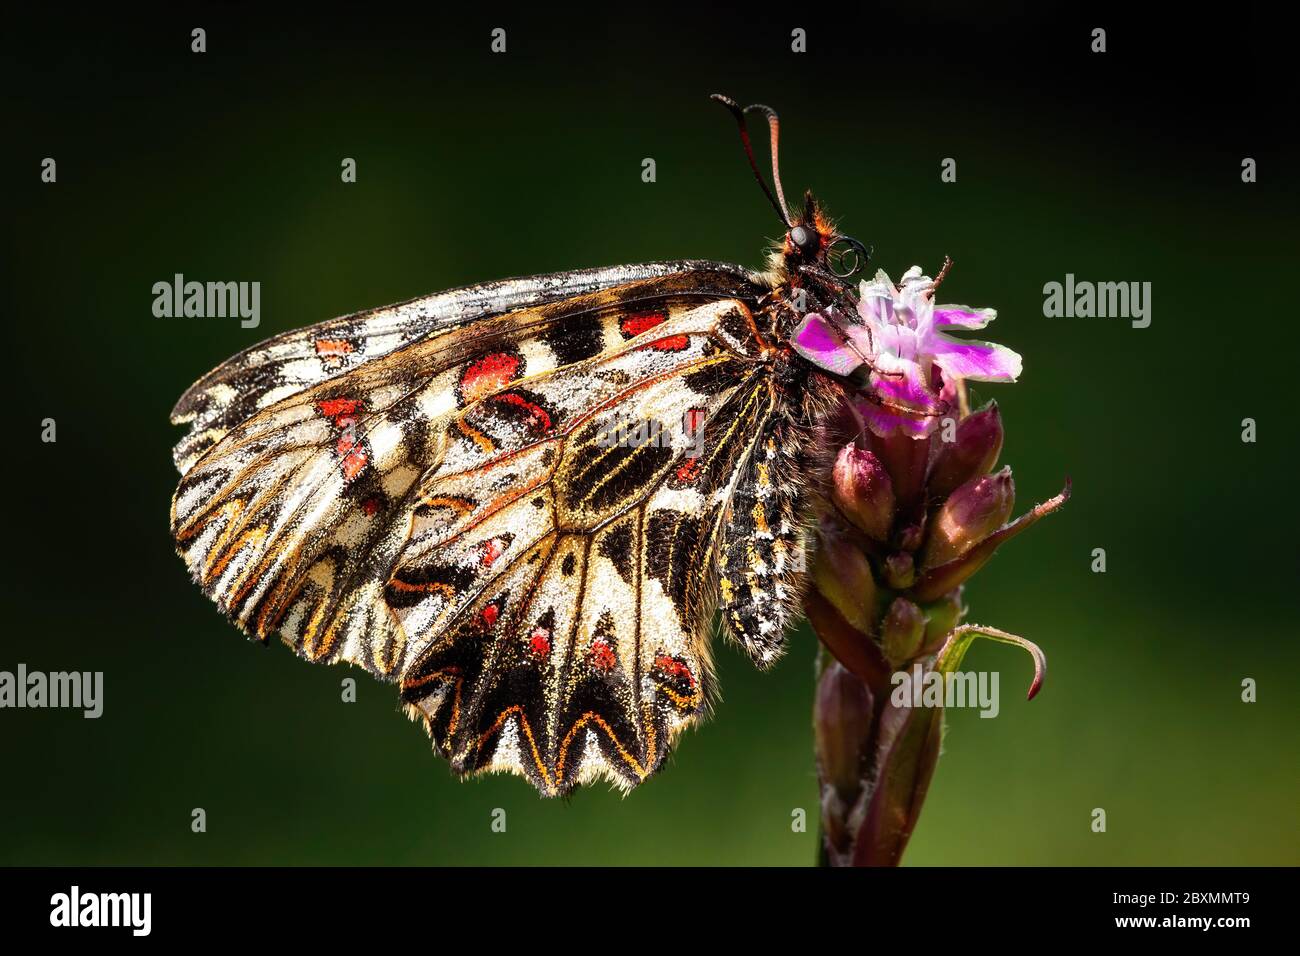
xmin=391 ymin=298 xmax=771 ymax=791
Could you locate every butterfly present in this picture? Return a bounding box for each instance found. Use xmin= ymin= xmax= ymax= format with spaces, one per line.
xmin=170 ymin=96 xmax=888 ymax=795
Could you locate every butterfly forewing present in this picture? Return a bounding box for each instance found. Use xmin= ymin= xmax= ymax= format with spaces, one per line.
xmin=169 ymin=261 xmax=758 ymax=472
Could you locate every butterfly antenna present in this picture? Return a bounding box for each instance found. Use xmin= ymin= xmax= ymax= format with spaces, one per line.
xmin=744 ymin=103 xmax=793 ymax=226
xmin=711 ymin=94 xmax=792 ymax=228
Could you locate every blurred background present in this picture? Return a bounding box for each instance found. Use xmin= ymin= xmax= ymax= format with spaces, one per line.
xmin=2 ymin=3 xmax=1294 ymax=865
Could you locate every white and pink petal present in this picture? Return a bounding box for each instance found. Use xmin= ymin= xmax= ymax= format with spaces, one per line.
xmin=930 ymin=334 xmax=1022 ymax=382
xmin=791 ymin=313 xmax=863 ymax=377
xmin=933 ymin=305 xmax=998 ymax=330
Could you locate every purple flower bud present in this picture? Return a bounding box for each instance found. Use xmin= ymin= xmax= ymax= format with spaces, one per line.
xmin=881 ymin=598 xmax=925 ymax=665
xmin=830 ymin=445 xmax=895 ymax=541
xmin=883 ymin=551 xmax=915 ymax=590
xmin=872 ymin=429 xmax=931 ymax=514
xmin=911 ymin=480 xmax=1071 ymax=603
xmin=812 ymin=523 xmax=878 ymax=636
xmin=895 ymin=521 xmax=925 ymax=553
xmin=927 ymin=402 xmax=1004 ymax=501
xmin=814 ymin=662 xmax=875 ymax=802
xmin=920 ymin=467 xmax=1015 ymax=570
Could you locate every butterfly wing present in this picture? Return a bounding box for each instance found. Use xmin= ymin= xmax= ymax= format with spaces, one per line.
xmin=170 ymin=260 xmax=757 ymax=472
xmin=171 ymin=264 xmax=782 ymax=793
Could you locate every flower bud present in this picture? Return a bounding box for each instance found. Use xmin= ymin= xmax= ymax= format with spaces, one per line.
xmin=873 ymin=430 xmax=930 ymax=513
xmin=911 ymin=479 xmax=1070 ymax=603
xmin=815 ymin=662 xmax=875 ymax=801
xmin=920 ymin=592 xmax=964 ymax=652
xmin=883 ymin=551 xmax=915 ymax=590
xmin=881 ymin=598 xmax=925 ymax=665
xmin=812 ymin=524 xmax=878 ymax=636
xmin=895 ymin=521 xmax=925 ymax=553
xmin=831 ymin=445 xmax=895 ymax=541
xmin=920 ymin=467 xmax=1015 ymax=570
xmin=928 ymin=402 xmax=1004 ymax=501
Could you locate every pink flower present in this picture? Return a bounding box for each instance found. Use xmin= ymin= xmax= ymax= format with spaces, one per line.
xmin=793 ymin=266 xmax=1022 ymax=437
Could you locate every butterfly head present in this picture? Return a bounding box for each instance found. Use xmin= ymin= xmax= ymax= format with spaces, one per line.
xmin=783 ymin=192 xmax=832 ymax=263
xmin=781 ymin=191 xmax=872 ymax=283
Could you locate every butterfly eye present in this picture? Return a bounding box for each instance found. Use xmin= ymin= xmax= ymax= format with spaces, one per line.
xmin=789 ymin=225 xmax=819 ymax=255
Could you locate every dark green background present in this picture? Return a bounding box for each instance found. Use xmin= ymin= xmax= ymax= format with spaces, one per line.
xmin=3 ymin=5 xmax=1294 ymax=865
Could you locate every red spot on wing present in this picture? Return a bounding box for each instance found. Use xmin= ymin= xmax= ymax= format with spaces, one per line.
xmin=480 ymin=602 xmax=501 ymax=630
xmin=528 ymin=627 xmax=551 ymax=658
xmin=315 ymin=339 xmax=354 ymax=369
xmin=318 ymin=397 xmax=364 ymax=427
xmin=319 ymin=397 xmax=361 ymax=418
xmin=589 ymin=639 xmax=617 ymax=672
xmin=620 ymin=310 xmax=667 ymax=339
xmin=362 ymin=495 xmax=383 ymax=517
xmin=315 ymin=339 xmax=354 ymax=356
xmin=646 ymin=334 xmax=690 ymax=352
xmin=461 ymin=352 xmax=521 ymax=404
xmin=336 ymin=430 xmax=368 ymax=479
xmin=655 ymin=654 xmax=695 ymax=686
xmin=494 ymin=393 xmax=553 ymax=435
xmin=674 ymin=458 xmax=702 ymax=483
xmin=341 ymin=446 xmax=368 ymax=481
xmin=478 ymin=536 xmax=508 ymax=568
